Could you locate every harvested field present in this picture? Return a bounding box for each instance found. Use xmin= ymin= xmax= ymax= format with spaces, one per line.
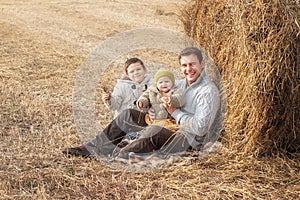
xmin=0 ymin=0 xmax=299 ymax=199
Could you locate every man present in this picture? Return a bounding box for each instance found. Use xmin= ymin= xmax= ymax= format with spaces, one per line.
xmin=63 ymin=47 xmax=221 ymax=158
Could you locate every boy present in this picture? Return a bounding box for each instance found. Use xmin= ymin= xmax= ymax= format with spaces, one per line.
xmin=102 ymin=57 xmax=151 ymax=119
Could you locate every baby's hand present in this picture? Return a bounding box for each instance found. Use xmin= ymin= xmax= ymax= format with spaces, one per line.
xmin=161 ymin=96 xmax=171 ymax=106
xmin=138 ymin=101 xmax=144 ymax=109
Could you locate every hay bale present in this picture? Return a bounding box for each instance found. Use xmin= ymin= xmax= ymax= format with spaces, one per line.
xmin=180 ymin=0 xmax=300 ymax=155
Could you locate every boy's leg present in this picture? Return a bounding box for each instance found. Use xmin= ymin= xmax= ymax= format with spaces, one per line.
xmin=86 ymin=109 xmax=147 ymax=155
xmin=65 ymin=109 xmax=147 ymax=156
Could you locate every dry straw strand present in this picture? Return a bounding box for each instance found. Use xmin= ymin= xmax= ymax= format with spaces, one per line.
xmin=180 ymin=0 xmax=300 ymax=155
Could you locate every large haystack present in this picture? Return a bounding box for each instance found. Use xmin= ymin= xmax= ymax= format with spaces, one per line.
xmin=181 ymin=0 xmax=300 ymax=155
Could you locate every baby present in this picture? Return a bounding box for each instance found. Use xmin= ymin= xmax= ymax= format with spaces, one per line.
xmin=137 ymin=69 xmax=185 ymax=122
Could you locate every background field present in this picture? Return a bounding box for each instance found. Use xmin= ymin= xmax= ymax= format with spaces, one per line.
xmin=0 ymin=0 xmax=299 ymax=199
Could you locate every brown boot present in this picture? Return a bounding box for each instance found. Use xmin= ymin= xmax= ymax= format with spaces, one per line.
xmin=63 ymin=145 xmax=91 ymax=158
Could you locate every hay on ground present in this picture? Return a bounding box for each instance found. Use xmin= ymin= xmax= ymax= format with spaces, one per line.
xmin=180 ymin=0 xmax=300 ymax=155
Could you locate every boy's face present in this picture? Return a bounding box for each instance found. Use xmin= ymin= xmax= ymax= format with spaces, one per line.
xmin=157 ymin=76 xmax=173 ymax=93
xmin=180 ymin=54 xmax=204 ymax=85
xmin=127 ymin=62 xmax=147 ymax=83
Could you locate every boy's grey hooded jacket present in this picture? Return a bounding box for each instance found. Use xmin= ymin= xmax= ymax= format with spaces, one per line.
xmin=104 ymin=75 xmax=151 ymax=118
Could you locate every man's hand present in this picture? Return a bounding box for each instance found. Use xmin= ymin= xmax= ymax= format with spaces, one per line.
xmin=165 ymin=105 xmax=177 ymax=114
xmin=148 ymin=107 xmax=155 ymax=122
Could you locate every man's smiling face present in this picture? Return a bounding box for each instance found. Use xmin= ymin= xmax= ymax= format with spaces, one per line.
xmin=180 ymin=54 xmax=204 ymax=85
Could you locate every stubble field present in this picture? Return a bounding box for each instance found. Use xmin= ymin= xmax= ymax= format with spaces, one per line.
xmin=1 ymin=0 xmax=299 ymax=199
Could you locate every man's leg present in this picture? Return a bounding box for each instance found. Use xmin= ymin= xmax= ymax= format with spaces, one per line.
xmin=159 ymin=132 xmax=191 ymax=155
xmin=64 ymin=109 xmax=147 ymax=157
xmin=120 ymin=125 xmax=175 ymax=156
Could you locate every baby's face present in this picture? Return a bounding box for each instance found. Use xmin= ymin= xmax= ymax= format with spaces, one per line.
xmin=157 ymin=76 xmax=173 ymax=93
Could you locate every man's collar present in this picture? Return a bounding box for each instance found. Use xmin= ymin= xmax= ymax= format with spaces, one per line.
xmin=185 ymin=70 xmax=206 ymax=88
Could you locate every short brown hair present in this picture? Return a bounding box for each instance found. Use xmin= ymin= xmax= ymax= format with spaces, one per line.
xmin=124 ymin=58 xmax=145 ymax=74
xmin=179 ymin=47 xmax=203 ymax=64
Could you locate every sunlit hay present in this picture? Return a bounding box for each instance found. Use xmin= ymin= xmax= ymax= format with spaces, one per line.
xmin=1 ymin=2 xmax=300 ymax=199
xmin=180 ymin=0 xmax=300 ymax=155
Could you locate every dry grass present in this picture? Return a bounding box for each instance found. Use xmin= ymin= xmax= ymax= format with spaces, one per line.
xmin=180 ymin=0 xmax=300 ymax=155
xmin=1 ymin=0 xmax=299 ymax=199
